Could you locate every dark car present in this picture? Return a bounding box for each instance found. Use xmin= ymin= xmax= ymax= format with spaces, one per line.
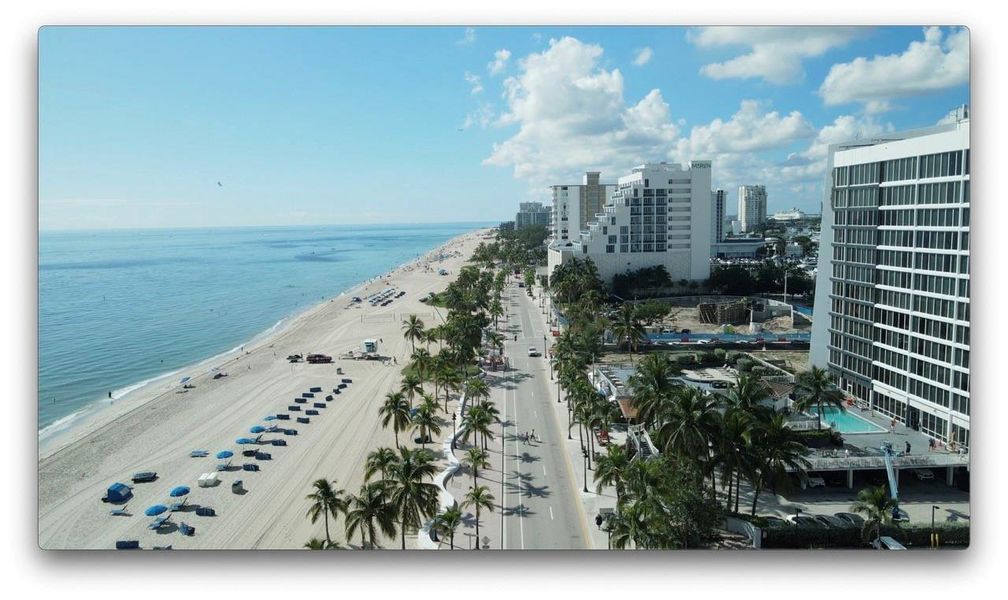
xmin=131 ymin=471 xmax=158 ymax=483
xmin=762 ymin=516 xmax=788 ymax=529
xmin=813 ymin=514 xmax=850 ymax=528
xmin=786 ymin=515 xmax=825 ymax=528
xmin=891 ymin=507 xmax=911 ymax=523
xmin=834 ymin=512 xmax=865 ymax=527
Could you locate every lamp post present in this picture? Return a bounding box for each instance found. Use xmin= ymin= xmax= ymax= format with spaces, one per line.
xmin=451 ymin=412 xmax=457 ymax=450
xmin=582 ymin=448 xmax=589 ymax=493
xmin=543 ymin=335 xmax=547 ymax=358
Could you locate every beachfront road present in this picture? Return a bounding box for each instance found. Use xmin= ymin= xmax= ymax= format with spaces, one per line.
xmin=498 ymin=283 xmax=590 ymax=550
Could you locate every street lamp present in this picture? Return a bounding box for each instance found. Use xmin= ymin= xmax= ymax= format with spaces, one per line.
xmin=582 ymin=448 xmax=589 ymax=493
xmin=451 ymin=413 xmax=457 ymax=450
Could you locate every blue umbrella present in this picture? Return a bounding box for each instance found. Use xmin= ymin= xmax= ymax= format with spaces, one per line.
xmin=170 ymin=486 xmax=191 ymax=498
xmin=216 ymin=450 xmax=233 ymax=459
xmin=236 ymin=437 xmax=254 ymax=445
xmin=180 ymin=376 xmax=191 ymax=385
xmin=250 ymin=425 xmax=266 ymax=434
xmin=145 ymin=504 xmax=168 ymax=516
xmin=264 ymin=415 xmax=277 ymax=421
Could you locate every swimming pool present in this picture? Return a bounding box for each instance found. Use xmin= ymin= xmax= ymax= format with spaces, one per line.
xmin=809 ymin=406 xmax=887 ymax=434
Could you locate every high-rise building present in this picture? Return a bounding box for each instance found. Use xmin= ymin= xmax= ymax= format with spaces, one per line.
xmin=737 ymin=185 xmax=767 ymax=233
xmin=710 ymin=189 xmax=725 ymax=251
xmin=549 ymin=171 xmax=617 ymax=243
xmin=548 ymin=161 xmax=712 ymax=286
xmin=810 ymin=115 xmax=970 ymax=448
xmin=515 ymin=201 xmax=551 ymax=229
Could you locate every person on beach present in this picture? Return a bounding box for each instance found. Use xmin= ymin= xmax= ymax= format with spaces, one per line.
xmin=531 ymin=429 xmax=536 ymax=443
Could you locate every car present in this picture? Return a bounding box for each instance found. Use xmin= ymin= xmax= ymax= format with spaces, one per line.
xmin=834 ymin=512 xmax=865 ymax=527
xmin=785 ymin=515 xmax=825 ymax=528
xmin=131 ymin=471 xmax=158 ymax=483
xmin=914 ymin=468 xmax=935 ymax=481
xmin=870 ymin=536 xmax=907 ymax=550
xmin=891 ymin=507 xmax=911 ymax=523
xmin=527 ymin=347 xmax=540 ymax=357
xmin=680 ymin=328 xmax=691 ymax=334
xmin=762 ymin=516 xmax=788 ymax=529
xmin=812 ymin=514 xmax=849 ymax=528
xmin=805 ymin=475 xmax=826 ymax=488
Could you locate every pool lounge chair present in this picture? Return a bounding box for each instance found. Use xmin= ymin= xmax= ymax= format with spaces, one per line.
xmin=189 ymin=450 xmax=209 ymax=458
xmin=110 ymin=506 xmax=130 ymax=517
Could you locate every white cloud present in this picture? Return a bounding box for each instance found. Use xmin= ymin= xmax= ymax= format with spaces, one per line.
xmin=463 ymin=104 xmax=495 ymax=129
xmin=673 ymin=100 xmax=816 ymax=159
xmin=772 ymin=114 xmax=895 ymax=185
xmin=456 ymin=27 xmax=476 ymax=46
xmin=487 ymin=49 xmax=512 ymax=76
xmin=632 ymin=47 xmax=653 ymax=67
xmin=464 ymin=71 xmax=483 ymax=95
xmin=483 ymin=37 xmax=679 ymax=188
xmin=690 ymin=26 xmax=862 ymax=84
xmin=819 ymin=27 xmax=969 ymax=112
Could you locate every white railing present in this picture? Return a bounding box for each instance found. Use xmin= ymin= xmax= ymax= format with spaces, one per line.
xmin=794 ymin=452 xmax=970 ymax=472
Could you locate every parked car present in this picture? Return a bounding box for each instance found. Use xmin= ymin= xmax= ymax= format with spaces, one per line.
xmin=527 ymin=347 xmax=540 ymax=357
xmin=785 ymin=515 xmax=825 ymax=528
xmin=834 ymin=512 xmax=865 ymax=527
xmin=762 ymin=516 xmax=788 ymax=529
xmin=131 ymin=471 xmax=158 ymax=483
xmin=870 ymin=536 xmax=907 ymax=550
xmin=812 ymin=514 xmax=850 ymax=528
xmin=891 ymin=507 xmax=911 ymax=523
xmin=914 ymin=468 xmax=935 ymax=481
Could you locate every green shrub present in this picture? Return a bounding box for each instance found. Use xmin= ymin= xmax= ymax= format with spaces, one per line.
xmin=714 ymin=348 xmax=727 ymax=361
xmin=675 ymin=354 xmax=696 ymax=366
xmin=696 ymin=351 xmax=717 ymax=365
xmin=736 ymin=358 xmax=754 ymax=373
xmin=726 ymin=351 xmax=743 ymax=364
xmin=762 ymin=523 xmax=969 ymax=549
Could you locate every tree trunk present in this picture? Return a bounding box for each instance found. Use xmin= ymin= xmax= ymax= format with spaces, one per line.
xmin=734 ymin=470 xmax=741 ymax=514
xmin=750 ymin=477 xmax=762 ymax=516
xmin=474 ymin=508 xmax=480 ymax=550
xmin=726 ymin=469 xmax=734 ymax=512
xmin=324 ymin=511 xmax=331 ymax=544
xmin=401 ymin=520 xmax=406 ymax=550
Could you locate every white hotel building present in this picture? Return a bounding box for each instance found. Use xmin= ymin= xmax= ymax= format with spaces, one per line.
xmin=549 ymin=172 xmax=617 ymax=244
xmin=810 ymin=114 xmax=970 ymax=448
xmin=738 ymin=184 xmax=768 ymax=233
xmin=548 ymin=161 xmax=712 ymax=286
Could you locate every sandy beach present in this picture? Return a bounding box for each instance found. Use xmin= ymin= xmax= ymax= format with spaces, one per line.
xmin=38 ymin=227 xmax=492 ymax=549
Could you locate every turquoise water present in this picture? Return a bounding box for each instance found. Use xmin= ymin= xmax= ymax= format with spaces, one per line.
xmin=811 ymin=406 xmax=887 ymax=434
xmin=38 ymin=223 xmax=488 ymax=437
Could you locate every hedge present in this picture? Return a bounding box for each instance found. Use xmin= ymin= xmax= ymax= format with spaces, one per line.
xmin=736 ymin=358 xmax=755 ymax=373
xmin=797 ymin=429 xmax=844 ymax=448
xmin=762 ymin=523 xmax=969 ymax=549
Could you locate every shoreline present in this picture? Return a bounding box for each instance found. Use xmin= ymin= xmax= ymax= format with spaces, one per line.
xmin=38 ymin=228 xmax=485 ymax=459
xmin=39 ymin=226 xmax=492 ymax=549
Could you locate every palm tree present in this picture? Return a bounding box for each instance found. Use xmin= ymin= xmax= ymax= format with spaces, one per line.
xmin=379 ymin=392 xmax=411 ymax=449
xmin=305 ymin=478 xmax=348 ymax=546
xmin=463 ymin=447 xmax=491 ymax=483
xmin=611 ymin=303 xmax=645 ymax=354
xmin=388 ymin=447 xmax=441 ymax=550
xmin=345 ymin=482 xmax=397 ymax=549
xmin=365 ymin=447 xmax=397 ymax=484
xmin=402 ymin=314 xmax=426 ymax=354
xmin=438 ymin=504 xmax=464 ymax=550
xmin=627 ymin=353 xmax=679 ymax=428
xmin=489 ymin=297 xmax=503 ymax=328
xmin=400 ymin=372 xmax=423 ymax=410
xmin=594 ymin=444 xmax=630 ymax=504
xmin=463 ymin=377 xmax=490 ymax=405
xmin=463 ymin=485 xmax=495 ymax=550
xmin=411 ymin=402 xmax=442 ymax=449
xmin=656 ymin=387 xmax=720 ymax=485
xmin=793 ymin=366 xmax=847 ymax=430
xmin=851 ymin=485 xmax=898 ymax=547
xmin=303 ymin=537 xmax=338 ymax=550
xmin=746 ymin=412 xmax=811 ymax=515
xmin=411 ymin=348 xmax=433 ymax=390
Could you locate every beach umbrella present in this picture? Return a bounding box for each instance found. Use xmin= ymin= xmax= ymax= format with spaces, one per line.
xmin=216 ymin=450 xmax=233 ymax=459
xmin=250 ymin=425 xmax=266 ymax=434
xmin=263 ymin=415 xmax=277 ymax=421
xmin=236 ymin=437 xmax=255 ymax=445
xmin=145 ymin=504 xmax=168 ymax=517
xmin=169 ymin=486 xmax=191 ymax=498
xmin=180 ymin=376 xmax=191 ymax=385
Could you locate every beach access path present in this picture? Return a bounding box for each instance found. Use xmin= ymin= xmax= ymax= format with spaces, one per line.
xmin=38 ymin=228 xmax=491 ymax=550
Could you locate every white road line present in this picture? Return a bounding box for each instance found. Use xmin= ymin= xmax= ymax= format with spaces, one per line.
xmin=515 ymin=392 xmax=525 ymax=549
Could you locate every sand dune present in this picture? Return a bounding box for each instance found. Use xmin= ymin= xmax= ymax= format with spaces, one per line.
xmin=38 ymin=228 xmax=490 ymax=549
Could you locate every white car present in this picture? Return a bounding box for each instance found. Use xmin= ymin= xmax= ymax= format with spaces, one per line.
xmin=527 ymin=347 xmax=540 ymax=357
xmin=914 ymin=468 xmax=935 ymax=481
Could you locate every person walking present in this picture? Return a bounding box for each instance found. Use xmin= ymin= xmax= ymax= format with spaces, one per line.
xmin=531 ymin=429 xmax=537 ymax=443
xmin=905 ymin=441 xmax=911 ymax=455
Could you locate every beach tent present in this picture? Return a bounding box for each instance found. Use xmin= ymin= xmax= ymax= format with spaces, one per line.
xmin=104 ymin=482 xmax=132 ymax=503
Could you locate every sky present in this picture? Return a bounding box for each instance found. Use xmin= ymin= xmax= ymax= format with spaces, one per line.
xmin=38 ymin=26 xmax=969 ymax=230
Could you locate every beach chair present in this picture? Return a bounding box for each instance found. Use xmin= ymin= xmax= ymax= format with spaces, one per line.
xmin=242 ymin=463 xmax=260 ymax=472
xmin=313 ymin=402 xmax=326 ymax=409
xmin=115 ymin=540 xmax=140 ymax=550
xmin=254 ymin=451 xmax=272 ymax=460
xmin=309 ymin=386 xmax=322 ymax=393
xmin=302 ymin=392 xmax=314 ymax=398
xmin=332 ymin=388 xmax=341 ymax=395
xmin=295 ymin=398 xmax=307 ymax=404
xmin=271 ymin=439 xmax=287 ymax=447
xmin=178 ymin=522 xmax=195 ymax=536
xmin=110 ymin=506 xmax=130 ymax=517
xmin=276 ymin=413 xmax=290 ymax=420
xmin=190 ymin=450 xmax=208 ymax=458
xmin=216 ymin=462 xmax=232 ymax=471
xmin=296 ymin=417 xmax=310 ymax=424
xmin=341 ymin=378 xmax=352 ymax=384
xmin=283 ymin=429 xmax=298 ymax=436
xmin=232 ymin=480 xmax=244 ymax=493
xmin=148 ymin=516 xmax=170 ymax=530
xmin=325 ymin=395 xmax=333 ymax=401
xmin=242 ymin=449 xmax=258 ymax=457
xmin=152 ymin=545 xmax=173 ymax=550
xmin=195 ymin=507 xmax=216 ymax=517
xmin=288 ymin=405 xmax=301 ymax=411
xmin=305 ymin=409 xmax=319 ymax=416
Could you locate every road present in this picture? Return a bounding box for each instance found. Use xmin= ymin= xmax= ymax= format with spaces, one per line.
xmin=497 ymin=282 xmax=589 ymax=550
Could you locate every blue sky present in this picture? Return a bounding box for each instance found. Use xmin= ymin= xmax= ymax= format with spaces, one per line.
xmin=39 ymin=26 xmax=969 ymax=230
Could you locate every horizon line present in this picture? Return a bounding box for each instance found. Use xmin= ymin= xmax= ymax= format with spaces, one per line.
xmin=38 ymin=220 xmax=503 ymax=234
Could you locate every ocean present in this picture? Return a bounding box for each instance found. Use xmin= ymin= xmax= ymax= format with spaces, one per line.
xmin=38 ymin=223 xmax=488 ymax=440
